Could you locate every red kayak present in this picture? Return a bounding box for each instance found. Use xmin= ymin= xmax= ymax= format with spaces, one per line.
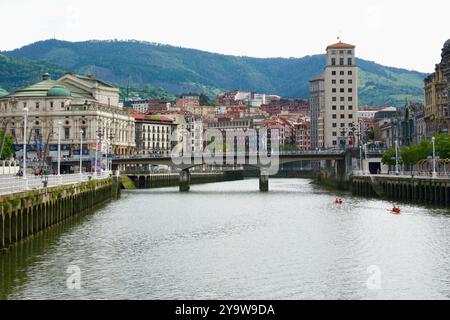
xmin=390 ymin=208 xmax=401 ymax=214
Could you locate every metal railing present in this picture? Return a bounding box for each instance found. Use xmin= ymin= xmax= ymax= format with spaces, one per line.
xmin=0 ymin=171 xmax=111 ymax=196
xmin=353 ymin=170 xmax=450 ymax=179
xmin=111 ymin=149 xmax=346 ymax=161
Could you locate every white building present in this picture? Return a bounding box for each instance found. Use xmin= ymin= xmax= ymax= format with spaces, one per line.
xmin=323 ymin=41 xmax=359 ymax=148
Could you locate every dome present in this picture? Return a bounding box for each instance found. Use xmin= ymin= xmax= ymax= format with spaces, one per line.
xmin=47 ymin=85 xmax=70 ymax=97
xmin=444 ymin=39 xmax=450 ymax=49
xmin=0 ymin=87 xmax=9 ymax=98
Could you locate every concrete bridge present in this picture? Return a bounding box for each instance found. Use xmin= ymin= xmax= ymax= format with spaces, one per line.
xmin=111 ymin=150 xmax=353 ymax=192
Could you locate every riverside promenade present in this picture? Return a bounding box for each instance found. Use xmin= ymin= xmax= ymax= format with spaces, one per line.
xmin=0 ymin=172 xmax=119 ymax=251
xmin=351 ymin=172 xmax=450 ymax=207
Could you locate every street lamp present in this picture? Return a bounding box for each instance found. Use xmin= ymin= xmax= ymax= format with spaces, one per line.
xmin=431 ymin=136 xmax=437 ymax=178
xmin=107 ymin=133 xmax=114 ymax=173
xmin=57 ymin=121 xmax=62 ymax=176
xmin=23 ymin=107 xmax=29 ymax=189
xmin=80 ymin=129 xmax=84 ymax=175
xmin=95 ymin=130 xmax=104 ymax=176
xmin=395 ymin=139 xmax=399 ymax=175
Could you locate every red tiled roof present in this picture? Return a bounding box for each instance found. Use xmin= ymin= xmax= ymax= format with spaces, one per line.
xmin=327 ymin=41 xmax=355 ymax=49
xmin=310 ymin=75 xmax=325 ymax=82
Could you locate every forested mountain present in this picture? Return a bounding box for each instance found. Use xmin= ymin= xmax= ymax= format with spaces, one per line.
xmin=1 ymin=39 xmax=427 ymax=106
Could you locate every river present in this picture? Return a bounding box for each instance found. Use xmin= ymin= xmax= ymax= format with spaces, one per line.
xmin=1 ymin=178 xmax=449 ymax=299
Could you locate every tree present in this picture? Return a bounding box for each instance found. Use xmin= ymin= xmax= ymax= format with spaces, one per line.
xmin=280 ymin=144 xmax=299 ymax=152
xmin=199 ymin=93 xmax=212 ymax=106
xmin=0 ymin=130 xmax=14 ymax=159
xmin=381 ymin=148 xmax=396 ymax=166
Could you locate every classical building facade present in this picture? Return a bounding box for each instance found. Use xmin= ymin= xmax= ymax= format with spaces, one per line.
xmin=0 ymin=73 xmax=135 ymax=172
xmin=323 ymin=41 xmax=359 ymax=148
xmin=134 ymin=113 xmax=174 ymax=156
xmin=424 ymin=39 xmax=450 ymax=135
xmin=309 ymin=76 xmax=325 ymax=150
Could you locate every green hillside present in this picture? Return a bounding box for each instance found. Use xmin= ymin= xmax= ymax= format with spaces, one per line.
xmin=0 ymin=53 xmax=65 ymax=92
xmin=1 ymin=39 xmax=428 ymax=106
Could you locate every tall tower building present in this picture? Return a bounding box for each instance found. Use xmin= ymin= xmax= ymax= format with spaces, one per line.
xmin=309 ymin=76 xmax=325 ymax=150
xmin=323 ymin=41 xmax=358 ymax=148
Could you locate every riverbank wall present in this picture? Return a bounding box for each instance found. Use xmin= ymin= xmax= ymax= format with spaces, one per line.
xmin=0 ymin=178 xmax=120 ymax=251
xmin=122 ymin=171 xmax=244 ymax=189
xmin=351 ymin=175 xmax=450 ymax=207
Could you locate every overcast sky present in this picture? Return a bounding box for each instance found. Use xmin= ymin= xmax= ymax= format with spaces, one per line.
xmin=0 ymin=0 xmax=448 ymax=72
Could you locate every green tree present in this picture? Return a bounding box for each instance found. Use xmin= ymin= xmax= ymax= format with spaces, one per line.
xmin=199 ymin=93 xmax=212 ymax=106
xmin=280 ymin=144 xmax=299 ymax=152
xmin=0 ymin=130 xmax=14 ymax=159
xmin=381 ymin=148 xmax=396 ymax=166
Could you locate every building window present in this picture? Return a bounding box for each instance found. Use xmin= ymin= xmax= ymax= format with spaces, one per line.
xmin=23 ymin=102 xmax=27 ymax=109
xmin=340 ymin=58 xmax=344 ymax=65
xmin=340 ymin=114 xmax=345 ymax=119
xmin=348 ymin=71 xmax=353 ymax=75
xmin=332 ymin=114 xmax=337 ymax=119
xmin=332 ymin=88 xmax=336 ymax=93
xmin=64 ymin=127 xmax=70 ymax=139
xmin=349 ymin=105 xmax=353 ymax=110
xmin=340 ymin=88 xmax=345 ymax=93
xmin=340 ymin=79 xmax=345 ymax=84
xmin=348 ymin=79 xmax=353 ymax=84
xmin=340 ymin=105 xmax=345 ymax=110
xmin=340 ymin=71 xmax=344 ymax=75
xmin=332 ymin=123 xmax=337 ymax=128
xmin=332 ymin=141 xmax=337 ymax=145
xmin=349 ymin=114 xmax=353 ymax=119
xmin=348 ymin=58 xmax=352 ymax=65
xmin=332 ymin=132 xmax=337 ymax=137
xmin=341 ymin=123 xmax=345 ymax=127
xmin=347 ymin=50 xmax=352 ymax=54
xmin=340 ymin=97 xmax=345 ymax=101
xmin=50 ymin=102 xmax=54 ymax=108
xmin=348 ymin=97 xmax=353 ymax=102
xmin=332 ymin=80 xmax=336 ymax=84
xmin=348 ymin=88 xmax=353 ymax=93
xmin=331 ymin=58 xmax=336 ymax=65
xmin=332 ymin=97 xmax=336 ymax=102
xmin=332 ymin=71 xmax=336 ymax=76
xmin=61 ymin=102 xmax=65 ymax=108
xmin=332 ymin=105 xmax=336 ymax=110
xmin=36 ymin=102 xmax=39 ymax=109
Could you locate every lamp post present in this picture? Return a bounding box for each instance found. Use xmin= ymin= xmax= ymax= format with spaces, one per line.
xmin=431 ymin=136 xmax=437 ymax=178
xmin=23 ymin=107 xmax=29 ymax=189
xmin=395 ymin=139 xmax=399 ymax=175
xmin=80 ymin=129 xmax=84 ymax=175
xmin=364 ymin=143 xmax=367 ymax=174
xmin=108 ymin=133 xmax=114 ymax=174
xmin=95 ymin=130 xmax=104 ymax=177
xmin=105 ymin=139 xmax=109 ymax=173
xmin=57 ymin=121 xmax=62 ymax=176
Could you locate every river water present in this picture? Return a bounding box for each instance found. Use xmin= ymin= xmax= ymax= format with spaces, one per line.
xmin=1 ymin=178 xmax=449 ymax=300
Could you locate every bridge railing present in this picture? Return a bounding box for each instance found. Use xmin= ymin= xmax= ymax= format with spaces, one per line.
xmin=111 ymin=149 xmax=346 ymax=161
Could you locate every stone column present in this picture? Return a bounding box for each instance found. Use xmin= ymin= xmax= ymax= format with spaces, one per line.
xmin=179 ymin=170 xmax=190 ymax=192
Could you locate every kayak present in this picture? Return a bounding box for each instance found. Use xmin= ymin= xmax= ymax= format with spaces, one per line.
xmin=390 ymin=209 xmax=401 ymax=214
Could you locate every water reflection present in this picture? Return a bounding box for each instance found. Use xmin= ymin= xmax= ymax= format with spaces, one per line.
xmin=1 ymin=179 xmax=449 ymax=300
